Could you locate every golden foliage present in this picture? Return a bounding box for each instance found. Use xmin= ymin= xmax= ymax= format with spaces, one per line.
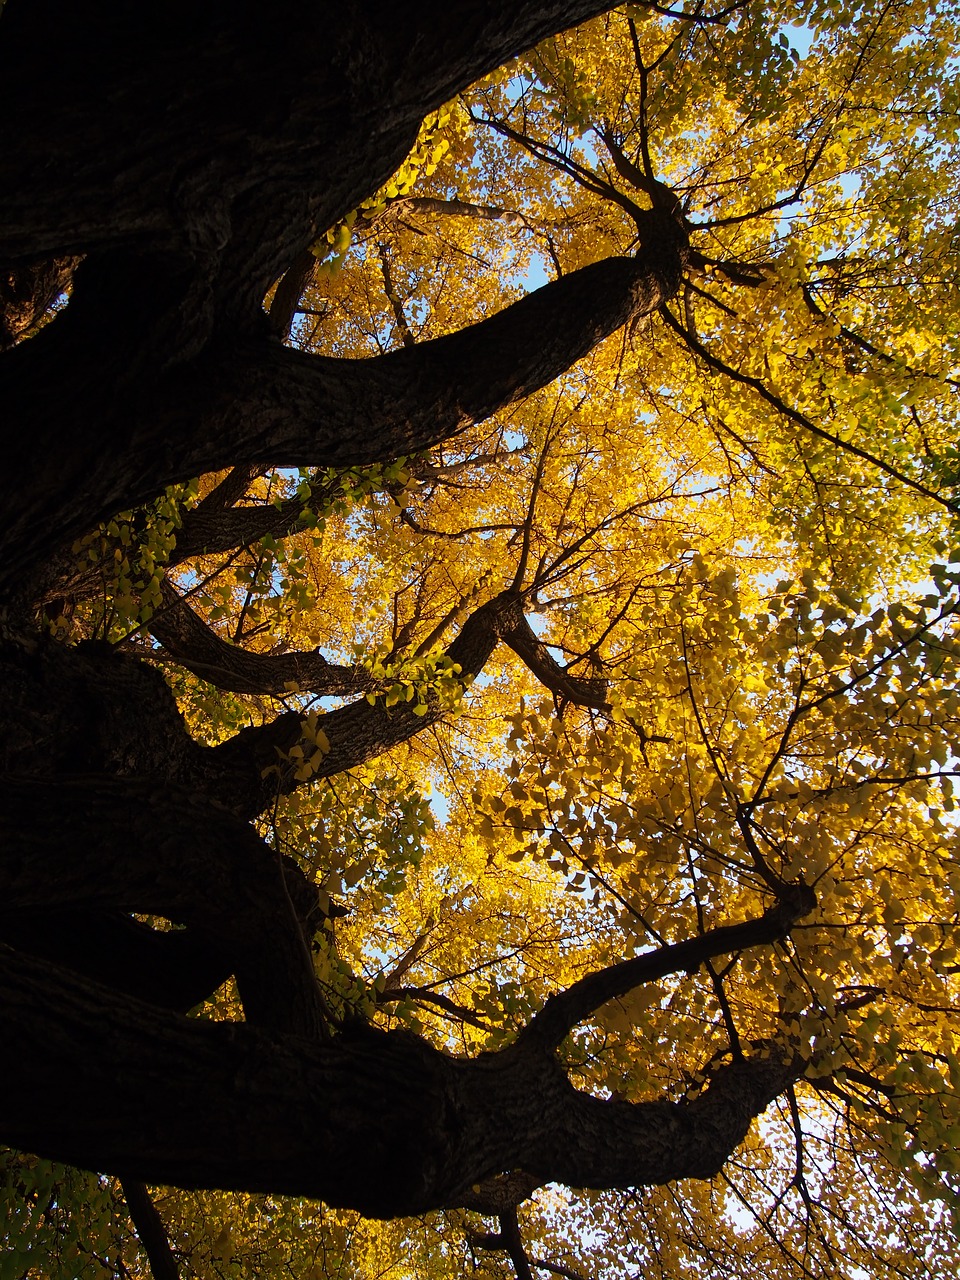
xmin=13 ymin=0 xmax=960 ymax=1276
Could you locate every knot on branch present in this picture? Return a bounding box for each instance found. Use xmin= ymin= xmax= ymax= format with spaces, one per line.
xmin=469 ymin=592 xmax=609 ymax=710
xmin=769 ymin=880 xmax=817 ymax=928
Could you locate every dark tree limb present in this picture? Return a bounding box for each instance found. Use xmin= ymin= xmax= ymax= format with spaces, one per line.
xmin=0 ymin=908 xmax=232 ymax=1015
xmin=207 ymin=591 xmax=512 ymax=814
xmin=471 ymin=1208 xmax=538 ymax=1280
xmin=150 ymin=578 xmax=376 ymax=697
xmin=153 ymin=574 xmax=608 ymax=707
xmin=517 ymin=886 xmax=816 ymax=1052
xmin=120 ymin=1180 xmax=181 ymax=1280
xmin=190 ymin=464 xmax=264 ymax=515
xmin=0 ymin=775 xmax=327 ymax=1036
xmin=500 ymin=1208 xmax=535 ymax=1280
xmin=0 ymin=944 xmax=807 ymax=1214
xmin=200 ymin=246 xmax=687 ymax=474
xmin=205 ymin=591 xmax=613 ymax=816
xmin=168 ymin=475 xmax=338 ymax=565
xmin=170 ymin=456 xmax=421 ymax=563
xmin=1 ymin=245 xmax=685 ymax=594
xmin=268 ymin=250 xmax=318 ymax=340
xmin=170 ymin=498 xmax=308 ymax=562
xmin=13 ymin=472 xmax=310 ymax=626
xmin=500 ymin=611 xmax=608 ymax=708
xmin=458 ymin=1171 xmax=544 ymax=1215
xmin=0 ymin=2 xmax=633 ymax=269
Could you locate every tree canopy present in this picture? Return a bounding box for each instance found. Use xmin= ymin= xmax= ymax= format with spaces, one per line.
xmin=2 ymin=0 xmax=960 ymax=1277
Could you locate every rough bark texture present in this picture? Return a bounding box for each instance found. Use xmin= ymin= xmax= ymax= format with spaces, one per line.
xmin=0 ymin=0 xmax=810 ymax=1220
xmin=1 ymin=945 xmax=802 ymax=1217
xmin=149 ymin=578 xmax=378 ymax=697
xmin=119 ymin=1181 xmax=182 ymax=1280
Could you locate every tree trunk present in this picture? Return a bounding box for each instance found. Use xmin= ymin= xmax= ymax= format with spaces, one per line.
xmin=0 ymin=0 xmax=803 ymax=1220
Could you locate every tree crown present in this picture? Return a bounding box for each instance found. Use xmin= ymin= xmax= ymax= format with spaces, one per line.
xmin=2 ymin=0 xmax=960 ymax=1276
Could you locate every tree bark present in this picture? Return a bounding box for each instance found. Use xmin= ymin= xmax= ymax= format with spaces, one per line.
xmin=0 ymin=775 xmax=327 ymax=1035
xmin=519 ymin=887 xmax=817 ymax=1053
xmin=0 ymin=908 xmax=232 ymax=1014
xmin=0 ymin=0 xmax=653 ymax=589
xmin=0 ymin=2 xmax=629 ymax=271
xmin=204 ymin=590 xmax=610 ymax=817
xmin=149 ymin=579 xmax=377 ymax=698
xmin=1 ymin=945 xmax=801 ymax=1217
xmin=0 ymin=0 xmax=801 ymax=1221
xmin=120 ymin=1180 xmax=181 ymax=1280
xmin=0 ymin=255 xmax=79 ymax=349
xmin=0 ymin=245 xmax=684 ymax=594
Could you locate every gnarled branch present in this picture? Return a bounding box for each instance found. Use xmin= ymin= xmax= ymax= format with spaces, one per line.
xmin=1 ymin=247 xmax=686 ymax=593
xmin=150 ymin=578 xmax=376 ymax=697
xmin=0 ymin=946 xmax=807 ymax=1213
xmin=206 ymin=591 xmax=615 ymax=815
xmin=517 ymin=886 xmax=816 ymax=1052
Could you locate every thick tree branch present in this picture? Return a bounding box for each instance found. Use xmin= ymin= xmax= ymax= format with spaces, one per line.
xmin=19 ymin=466 xmax=343 ymax=620
xmin=0 ymin=908 xmax=232 ymax=1015
xmin=0 ymin=775 xmax=327 ymax=1035
xmin=154 ymin=573 xmax=608 ymax=706
xmin=0 ymin=1 xmax=627 ymax=267
xmin=208 ymin=591 xmax=514 ymax=814
xmin=170 ymin=486 xmax=328 ymax=564
xmin=150 ymin=578 xmax=376 ymax=697
xmin=207 ymin=591 xmax=615 ymax=816
xmin=499 ymin=1208 xmax=535 ymax=1280
xmin=185 ymin=245 xmax=688 ymax=475
xmin=517 ymin=886 xmax=816 ymax=1052
xmin=500 ymin=612 xmax=608 ymax=709
xmin=120 ymin=1180 xmax=181 ymax=1280
xmin=0 ymin=946 xmax=807 ymax=1213
xmin=1 ymin=246 xmax=684 ymax=594
xmin=268 ymin=250 xmax=318 ymax=340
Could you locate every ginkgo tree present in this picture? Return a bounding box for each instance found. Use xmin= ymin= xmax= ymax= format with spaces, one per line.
xmin=1 ymin=0 xmax=959 ymax=1277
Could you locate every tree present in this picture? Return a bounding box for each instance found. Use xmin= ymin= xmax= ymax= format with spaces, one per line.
xmin=2 ymin=0 xmax=960 ymax=1276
